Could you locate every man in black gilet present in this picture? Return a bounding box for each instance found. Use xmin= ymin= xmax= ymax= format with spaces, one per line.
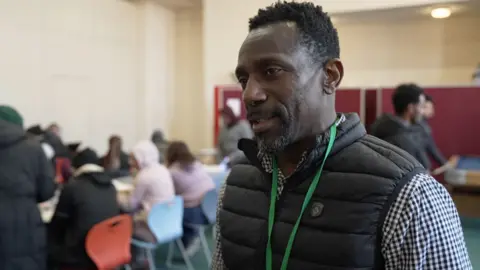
xmin=212 ymin=2 xmax=471 ymax=270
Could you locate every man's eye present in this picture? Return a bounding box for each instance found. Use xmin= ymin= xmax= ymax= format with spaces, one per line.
xmin=238 ymin=77 xmax=248 ymax=87
xmin=265 ymin=67 xmax=282 ymax=76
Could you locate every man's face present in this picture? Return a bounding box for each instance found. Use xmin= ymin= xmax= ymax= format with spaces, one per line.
xmin=236 ymin=23 xmax=332 ymax=154
xmin=423 ymin=100 xmax=435 ymax=119
xmin=411 ymin=94 xmax=426 ymax=123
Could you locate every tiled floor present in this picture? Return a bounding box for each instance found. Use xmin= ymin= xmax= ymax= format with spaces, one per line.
xmin=156 ymin=222 xmax=480 ymax=270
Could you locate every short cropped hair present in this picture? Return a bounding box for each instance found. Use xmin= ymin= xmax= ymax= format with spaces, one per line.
xmin=248 ymin=1 xmax=339 ymax=66
xmin=392 ymin=84 xmax=424 ymax=115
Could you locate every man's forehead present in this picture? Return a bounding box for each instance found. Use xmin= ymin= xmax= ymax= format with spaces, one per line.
xmin=239 ymin=22 xmax=299 ymax=57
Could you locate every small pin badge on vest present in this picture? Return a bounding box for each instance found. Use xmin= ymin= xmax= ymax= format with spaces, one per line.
xmin=310 ymin=202 xmax=324 ymax=218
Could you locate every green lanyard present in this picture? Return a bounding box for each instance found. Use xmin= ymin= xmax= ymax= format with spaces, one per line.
xmin=265 ymin=124 xmax=337 ymax=270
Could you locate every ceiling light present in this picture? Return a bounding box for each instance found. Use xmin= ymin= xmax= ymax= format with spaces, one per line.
xmin=431 ymin=7 xmax=451 ymax=19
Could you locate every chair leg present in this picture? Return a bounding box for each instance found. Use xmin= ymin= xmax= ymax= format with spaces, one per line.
xmin=176 ymin=239 xmax=195 ymax=270
xmin=146 ymin=248 xmax=156 ymax=270
xmin=199 ymin=228 xmax=212 ymax=266
xmin=166 ymin=241 xmax=175 ymax=268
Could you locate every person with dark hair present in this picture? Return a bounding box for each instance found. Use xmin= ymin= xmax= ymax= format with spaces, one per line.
xmin=166 ymin=141 xmax=214 ymax=254
xmin=99 ymin=135 xmax=130 ymax=178
xmin=48 ymin=147 xmax=120 ymax=269
xmin=371 ymin=83 xmax=430 ymax=168
xmin=416 ymin=95 xmax=448 ymax=167
xmin=27 ymin=124 xmax=55 ymax=160
xmin=47 ymin=123 xmax=61 ymax=139
xmin=212 ymin=2 xmax=471 ymax=270
xmin=151 ymin=129 xmax=169 ymax=163
xmin=217 ymin=105 xmax=253 ymax=162
xmin=41 ymin=124 xmax=73 ymax=183
xmin=0 ymin=105 xmax=56 ymax=270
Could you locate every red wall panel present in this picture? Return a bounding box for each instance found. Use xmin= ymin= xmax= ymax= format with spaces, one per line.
xmin=336 ymin=89 xmax=362 ymax=118
xmin=364 ymin=89 xmax=379 ymax=131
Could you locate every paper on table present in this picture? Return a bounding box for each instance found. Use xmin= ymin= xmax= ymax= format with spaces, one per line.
xmin=112 ymin=179 xmax=133 ymax=192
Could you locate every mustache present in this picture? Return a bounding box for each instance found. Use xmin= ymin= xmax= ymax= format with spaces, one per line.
xmin=246 ymin=105 xmax=288 ymax=122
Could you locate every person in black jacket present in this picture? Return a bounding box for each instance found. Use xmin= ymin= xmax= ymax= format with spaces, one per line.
xmin=48 ymin=148 xmax=120 ymax=269
xmin=370 ymin=84 xmax=430 ymax=169
xmin=0 ymin=106 xmax=56 ymax=270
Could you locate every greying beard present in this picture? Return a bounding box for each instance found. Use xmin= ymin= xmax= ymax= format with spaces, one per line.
xmin=256 ymin=135 xmax=290 ymax=155
xmin=256 ymin=119 xmax=295 ymax=157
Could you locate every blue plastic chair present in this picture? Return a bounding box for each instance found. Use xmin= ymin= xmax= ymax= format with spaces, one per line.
xmin=209 ymin=170 xmax=229 ymax=191
xmin=131 ymin=196 xmax=194 ymax=270
xmin=185 ymin=189 xmax=219 ymax=266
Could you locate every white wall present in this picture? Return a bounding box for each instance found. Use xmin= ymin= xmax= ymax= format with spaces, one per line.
xmin=337 ymin=14 xmax=480 ymax=87
xmin=0 ymin=0 xmax=175 ymax=154
xmin=171 ymin=8 xmax=206 ymax=152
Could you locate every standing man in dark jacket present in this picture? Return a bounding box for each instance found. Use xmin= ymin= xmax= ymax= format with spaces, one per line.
xmin=0 ymin=105 xmax=56 ymax=270
xmin=370 ymin=84 xmax=430 ymax=169
xmin=418 ymin=95 xmax=448 ymax=166
xmin=212 ymin=2 xmax=471 ymax=270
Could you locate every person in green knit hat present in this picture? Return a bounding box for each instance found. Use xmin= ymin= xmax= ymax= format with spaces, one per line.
xmin=0 ymin=104 xmax=55 ymax=270
xmin=0 ymin=105 xmax=24 ymax=127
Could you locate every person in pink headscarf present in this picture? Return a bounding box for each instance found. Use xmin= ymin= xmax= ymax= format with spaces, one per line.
xmin=127 ymin=140 xmax=175 ymax=215
xmin=125 ymin=140 xmax=175 ymax=268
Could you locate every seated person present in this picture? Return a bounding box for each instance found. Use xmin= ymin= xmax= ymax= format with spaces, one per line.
xmin=26 ymin=124 xmax=55 ymax=160
xmin=48 ymin=148 xmax=120 ymax=269
xmin=370 ymin=84 xmax=430 ymax=169
xmin=217 ymin=106 xmax=253 ymax=163
xmin=99 ymin=135 xmax=130 ymax=178
xmin=166 ymin=141 xmax=215 ymax=252
xmin=124 ymin=140 xmax=175 ymax=267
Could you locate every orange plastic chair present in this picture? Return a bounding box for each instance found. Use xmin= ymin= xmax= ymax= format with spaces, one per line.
xmin=85 ymin=214 xmax=133 ymax=270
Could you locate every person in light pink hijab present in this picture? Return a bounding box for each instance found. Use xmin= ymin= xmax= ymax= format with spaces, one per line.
xmin=127 ymin=140 xmax=175 ymax=268
xmin=128 ymin=140 xmax=175 ymax=214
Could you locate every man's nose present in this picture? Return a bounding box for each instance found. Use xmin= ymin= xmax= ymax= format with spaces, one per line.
xmin=242 ymin=78 xmax=267 ymax=106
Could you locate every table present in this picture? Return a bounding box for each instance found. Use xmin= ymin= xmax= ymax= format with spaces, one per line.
xmin=39 ymin=179 xmax=134 ymax=223
xmin=39 ymin=167 xmax=228 ymax=223
xmin=445 ymin=156 xmax=480 ymax=188
xmin=445 ymin=155 xmax=480 ymax=218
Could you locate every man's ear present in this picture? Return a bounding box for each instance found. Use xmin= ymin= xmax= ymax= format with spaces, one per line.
xmin=323 ymin=59 xmax=344 ymax=95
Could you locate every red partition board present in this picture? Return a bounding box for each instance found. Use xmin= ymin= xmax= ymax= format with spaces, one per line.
xmin=336 ymin=89 xmax=362 ymax=120
xmin=424 ymin=87 xmax=480 ymax=158
xmin=379 ymin=87 xmax=480 ymax=158
xmin=364 ymin=88 xmax=379 ymax=132
xmin=380 ymin=88 xmax=396 ymax=115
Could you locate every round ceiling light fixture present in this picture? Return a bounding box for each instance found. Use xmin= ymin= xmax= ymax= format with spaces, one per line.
xmin=431 ymin=7 xmax=451 ymax=19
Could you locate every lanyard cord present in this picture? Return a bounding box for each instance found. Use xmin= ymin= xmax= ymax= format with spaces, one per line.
xmin=266 ymin=124 xmax=337 ymax=270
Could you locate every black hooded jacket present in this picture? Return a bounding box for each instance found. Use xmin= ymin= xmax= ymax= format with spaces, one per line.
xmin=48 ymin=164 xmax=120 ymax=268
xmin=0 ymin=119 xmax=56 ymax=270
xmin=370 ymin=114 xmax=430 ymax=169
